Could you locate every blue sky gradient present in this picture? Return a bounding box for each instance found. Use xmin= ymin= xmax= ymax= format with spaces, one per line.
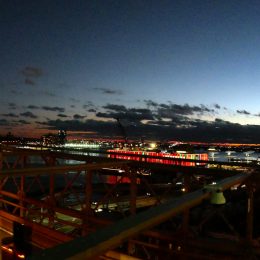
xmin=1 ymin=0 xmax=260 ymax=142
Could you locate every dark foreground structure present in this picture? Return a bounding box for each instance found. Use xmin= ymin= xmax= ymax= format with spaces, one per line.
xmin=0 ymin=145 xmax=259 ymax=259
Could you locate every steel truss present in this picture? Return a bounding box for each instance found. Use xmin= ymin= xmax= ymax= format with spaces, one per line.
xmin=0 ymin=147 xmax=259 ymax=259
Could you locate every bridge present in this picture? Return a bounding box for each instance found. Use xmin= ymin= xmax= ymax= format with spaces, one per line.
xmin=0 ymin=145 xmax=259 ymax=259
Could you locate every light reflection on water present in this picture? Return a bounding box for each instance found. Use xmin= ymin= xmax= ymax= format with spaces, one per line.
xmin=204 ymin=151 xmax=260 ymax=162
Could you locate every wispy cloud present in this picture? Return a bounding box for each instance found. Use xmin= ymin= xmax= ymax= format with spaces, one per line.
xmin=20 ymin=66 xmax=43 ymax=87
xmin=92 ymin=88 xmax=122 ymax=95
xmin=16 ymin=119 xmax=30 ymax=125
xmin=24 ymin=78 xmax=35 ymax=85
xmin=21 ymin=66 xmax=43 ymax=78
xmin=73 ymin=114 xmax=86 ymax=120
xmin=42 ymin=106 xmax=65 ymax=113
xmin=2 ymin=113 xmax=18 ymax=118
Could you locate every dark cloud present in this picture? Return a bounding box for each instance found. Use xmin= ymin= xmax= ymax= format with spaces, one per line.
xmin=16 ymin=120 xmax=30 ymax=125
xmin=144 ymin=100 xmax=159 ymax=108
xmin=8 ymin=103 xmax=17 ymax=110
xmin=0 ymin=119 xmax=9 ymax=125
xmin=96 ymin=112 xmax=113 ymax=118
xmin=42 ymin=106 xmax=65 ymax=112
xmin=24 ymin=78 xmax=35 ymax=85
xmin=27 ymin=105 xmax=39 ymax=109
xmin=73 ymin=114 xmax=86 ymax=120
xmin=20 ymin=111 xmax=37 ymax=119
xmin=2 ymin=113 xmax=18 ymax=118
xmin=37 ymin=119 xmax=119 ymax=138
xmin=97 ymin=106 xmax=154 ymax=122
xmin=237 ymin=110 xmax=250 ymax=115
xmin=93 ymin=88 xmax=122 ymax=95
xmin=36 ymin=116 xmax=260 ymax=143
xmin=2 ymin=97 xmax=257 ymax=142
xmin=35 ymin=101 xmax=256 ymax=142
xmin=37 ymin=119 xmax=89 ymax=131
xmin=96 ymin=102 xmax=217 ymax=125
xmin=158 ymin=103 xmax=214 ymax=118
xmin=152 ymin=103 xmax=215 ymax=121
xmin=103 ymin=104 xmax=127 ymax=112
xmin=21 ymin=66 xmax=43 ymax=78
xmin=70 ymin=105 xmax=75 ymax=108
xmin=129 ymin=108 xmax=154 ymax=120
xmin=57 ymin=114 xmax=68 ymax=118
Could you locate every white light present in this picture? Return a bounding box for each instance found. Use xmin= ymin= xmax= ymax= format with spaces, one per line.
xmin=150 ymin=143 xmax=157 ymax=149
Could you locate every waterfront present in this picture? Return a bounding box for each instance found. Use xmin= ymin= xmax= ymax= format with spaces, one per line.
xmin=61 ymin=148 xmax=260 ymax=164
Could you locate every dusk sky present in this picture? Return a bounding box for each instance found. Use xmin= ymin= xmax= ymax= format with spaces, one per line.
xmin=1 ymin=0 xmax=260 ymax=142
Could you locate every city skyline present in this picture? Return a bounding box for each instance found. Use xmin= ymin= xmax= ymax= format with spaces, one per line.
xmin=1 ymin=1 xmax=260 ymax=142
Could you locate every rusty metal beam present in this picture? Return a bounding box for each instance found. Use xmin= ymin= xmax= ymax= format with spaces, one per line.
xmin=30 ymin=173 xmax=250 ymax=260
xmin=0 ymin=210 xmax=72 ymax=248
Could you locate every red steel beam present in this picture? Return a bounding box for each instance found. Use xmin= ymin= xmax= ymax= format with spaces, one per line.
xmin=31 ymin=173 xmax=250 ymax=259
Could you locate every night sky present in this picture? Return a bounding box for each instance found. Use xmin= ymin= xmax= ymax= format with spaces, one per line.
xmin=1 ymin=0 xmax=260 ymax=142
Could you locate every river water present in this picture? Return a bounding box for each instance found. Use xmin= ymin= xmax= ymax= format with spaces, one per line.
xmin=63 ymin=149 xmax=260 ymax=163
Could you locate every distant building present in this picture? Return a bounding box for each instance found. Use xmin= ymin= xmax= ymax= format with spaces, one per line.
xmin=41 ymin=130 xmax=66 ymax=146
xmin=58 ymin=130 xmax=67 ymax=144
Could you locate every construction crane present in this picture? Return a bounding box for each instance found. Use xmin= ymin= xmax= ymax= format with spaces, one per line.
xmin=116 ymin=118 xmax=128 ymax=144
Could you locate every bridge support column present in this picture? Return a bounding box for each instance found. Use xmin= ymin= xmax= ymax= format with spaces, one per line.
xmin=19 ymin=175 xmax=25 ymax=218
xmin=246 ymin=183 xmax=254 ymax=242
xmin=82 ymin=169 xmax=93 ymax=236
xmin=128 ymin=167 xmax=137 ymax=255
xmin=48 ymin=173 xmax=56 ymax=228
xmin=130 ymin=168 xmax=137 ymax=215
